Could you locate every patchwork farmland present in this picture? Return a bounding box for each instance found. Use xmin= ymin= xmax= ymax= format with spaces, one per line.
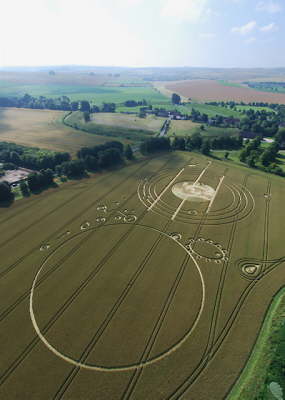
xmin=0 ymin=152 xmax=285 ymax=399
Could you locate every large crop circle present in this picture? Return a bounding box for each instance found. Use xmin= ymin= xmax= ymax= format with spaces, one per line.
xmin=30 ymin=224 xmax=205 ymax=372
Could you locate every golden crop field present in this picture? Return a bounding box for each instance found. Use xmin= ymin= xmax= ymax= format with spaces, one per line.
xmin=0 ymin=108 xmax=113 ymax=156
xmin=166 ymin=79 xmax=285 ymax=103
xmin=0 ymin=152 xmax=284 ymax=399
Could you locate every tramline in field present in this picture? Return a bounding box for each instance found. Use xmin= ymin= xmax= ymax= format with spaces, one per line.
xmin=0 ymin=152 xmax=285 ymax=399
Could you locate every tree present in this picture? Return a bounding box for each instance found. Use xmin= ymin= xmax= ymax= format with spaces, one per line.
xmin=190 ymin=132 xmax=203 ymax=149
xmin=80 ymin=101 xmax=91 ymax=113
xmin=60 ymin=160 xmax=86 ymax=177
xmin=201 ymin=140 xmax=211 ymax=156
xmin=0 ymin=181 xmax=13 ymax=203
xmin=84 ymin=155 xmax=98 ymax=171
xmin=275 ymin=128 xmax=285 ymax=147
xmin=140 ymin=137 xmax=171 ymax=154
xmin=225 ymin=151 xmax=230 ymax=160
xmin=83 ymin=111 xmax=90 ymax=123
xmin=27 ymin=173 xmax=40 ymax=191
xmin=98 ymin=148 xmax=123 ymax=168
xmin=71 ymin=101 xmax=79 ymax=111
xmin=125 ymin=145 xmax=134 ymax=160
xmin=171 ymin=93 xmax=181 ymax=105
xmin=239 ymin=149 xmax=248 ymax=163
xmin=172 ymin=137 xmax=185 ymax=151
xmin=19 ymin=181 xmax=29 ymax=196
xmin=246 ymin=152 xmax=258 ymax=168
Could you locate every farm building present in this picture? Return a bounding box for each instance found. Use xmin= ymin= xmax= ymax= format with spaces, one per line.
xmin=0 ymin=168 xmax=33 ymax=185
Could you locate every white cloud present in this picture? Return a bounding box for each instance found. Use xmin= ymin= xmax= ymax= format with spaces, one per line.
xmin=161 ymin=0 xmax=209 ymax=22
xmin=260 ymin=22 xmax=278 ymax=32
xmin=115 ymin=0 xmax=144 ymax=6
xmin=0 ymin=0 xmax=147 ymax=67
xmin=245 ymin=37 xmax=256 ymax=44
xmin=256 ymin=1 xmax=282 ymax=13
xmin=231 ymin=21 xmax=257 ymax=35
xmin=200 ymin=33 xmax=216 ymax=39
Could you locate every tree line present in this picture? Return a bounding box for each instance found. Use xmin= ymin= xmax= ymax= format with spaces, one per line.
xmin=0 ymin=140 xmax=134 ymax=204
xmin=0 ymin=142 xmax=70 ymax=171
xmin=0 ymin=94 xmax=116 ymax=114
xmin=139 ymin=132 xmax=243 ymax=157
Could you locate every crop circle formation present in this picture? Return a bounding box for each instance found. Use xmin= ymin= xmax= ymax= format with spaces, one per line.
xmin=30 ymin=223 xmax=205 ymax=372
xmin=138 ymin=169 xmax=254 ymax=225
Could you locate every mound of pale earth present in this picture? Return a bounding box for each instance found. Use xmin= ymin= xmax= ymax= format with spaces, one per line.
xmin=172 ymin=182 xmax=215 ymax=202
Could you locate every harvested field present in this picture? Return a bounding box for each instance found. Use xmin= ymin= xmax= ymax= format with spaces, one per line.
xmin=90 ymin=113 xmax=165 ymax=132
xmin=0 ymin=108 xmax=117 ymax=156
xmin=0 ymin=152 xmax=285 ymax=399
xmin=65 ymin=111 xmax=161 ymax=142
xmin=166 ymin=79 xmax=285 ymax=104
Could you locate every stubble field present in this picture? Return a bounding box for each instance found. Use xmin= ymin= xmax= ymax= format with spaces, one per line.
xmin=0 ymin=108 xmax=115 ymax=156
xmin=166 ymin=79 xmax=285 ymax=103
xmin=0 ymin=152 xmax=284 ymax=399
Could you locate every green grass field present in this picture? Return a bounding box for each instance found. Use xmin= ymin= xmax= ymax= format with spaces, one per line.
xmin=218 ymin=80 xmax=244 ymax=88
xmin=246 ymin=83 xmax=285 ymax=94
xmin=168 ymin=120 xmax=240 ymax=138
xmin=0 ymin=81 xmax=169 ymax=104
xmin=0 ymin=108 xmax=119 ymax=156
xmin=117 ymin=102 xmax=242 ymax=118
xmin=0 ymin=151 xmax=285 ymax=399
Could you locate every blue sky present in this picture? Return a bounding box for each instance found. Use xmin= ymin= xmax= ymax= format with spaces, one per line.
xmin=0 ymin=0 xmax=284 ymax=68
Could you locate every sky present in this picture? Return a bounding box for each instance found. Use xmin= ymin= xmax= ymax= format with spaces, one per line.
xmin=0 ymin=0 xmax=284 ymax=68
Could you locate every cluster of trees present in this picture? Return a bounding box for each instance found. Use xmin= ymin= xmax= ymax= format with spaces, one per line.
xmin=54 ymin=141 xmax=131 ymax=178
xmin=27 ymin=169 xmax=54 ymax=191
xmin=0 ymin=181 xmax=13 ymax=203
xmin=124 ymin=100 xmax=147 ymax=107
xmin=206 ymin=100 xmax=282 ymax=110
xmin=239 ymin=136 xmax=283 ymax=175
xmin=239 ymin=109 xmax=279 ymax=137
xmin=139 ymin=131 xmax=243 ymax=158
xmin=191 ymin=108 xmax=210 ymax=123
xmin=140 ymin=137 xmax=171 ymax=154
xmin=203 ymin=102 xmax=285 ymax=135
xmin=211 ymin=135 xmax=243 ymax=150
xmin=172 ymin=93 xmax=181 ymax=105
xmin=171 ymin=133 xmax=210 ymax=156
xmin=0 ymin=142 xmax=71 ymax=171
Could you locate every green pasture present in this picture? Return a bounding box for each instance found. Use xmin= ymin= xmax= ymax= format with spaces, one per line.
xmin=0 ymin=81 xmax=168 ymax=104
xmin=218 ymin=80 xmax=244 ymax=88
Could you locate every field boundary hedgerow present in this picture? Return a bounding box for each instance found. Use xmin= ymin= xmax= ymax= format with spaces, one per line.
xmin=227 ymin=286 xmax=285 ymax=400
